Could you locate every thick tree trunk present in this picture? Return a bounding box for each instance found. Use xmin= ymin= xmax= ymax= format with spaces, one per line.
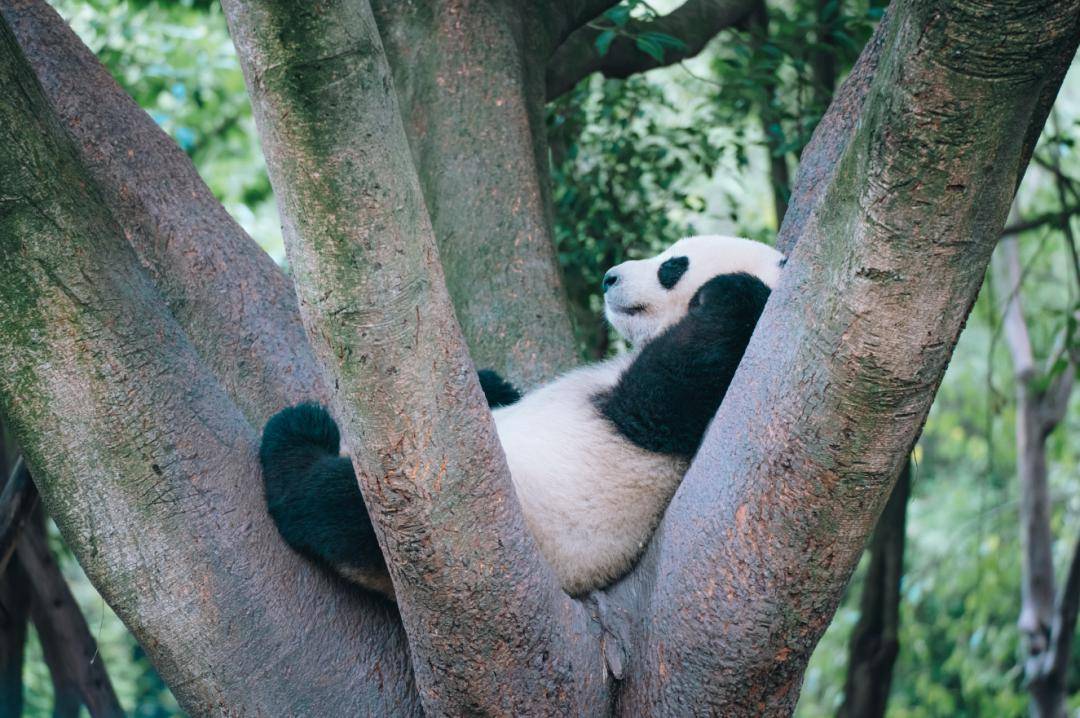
xmin=838 ymin=463 xmax=910 ymax=718
xmin=0 ymin=14 xmax=420 ymax=716
xmin=371 ymin=0 xmax=578 ymax=385
xmin=613 ymin=2 xmax=1080 ymax=714
xmin=221 ymin=1 xmax=601 ymax=713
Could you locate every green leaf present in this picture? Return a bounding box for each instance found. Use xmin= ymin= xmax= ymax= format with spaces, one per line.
xmin=635 ymin=35 xmax=665 ymax=62
xmin=595 ymin=29 xmax=617 ymax=57
xmin=605 ymin=5 xmax=632 ymax=27
xmin=640 ymin=31 xmax=687 ymax=52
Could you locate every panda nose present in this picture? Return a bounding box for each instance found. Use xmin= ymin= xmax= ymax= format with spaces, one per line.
xmin=602 ymin=271 xmax=619 ymax=292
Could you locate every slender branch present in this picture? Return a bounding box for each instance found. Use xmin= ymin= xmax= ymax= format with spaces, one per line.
xmin=0 ymin=457 xmax=35 ymax=577
xmin=551 ymin=0 xmax=624 ymax=43
xmin=1001 ymin=205 xmax=1080 ymax=238
xmin=1045 ymin=533 xmax=1080 ymax=687
xmin=838 ymin=463 xmax=910 ymax=718
xmin=0 ymin=17 xmax=419 ymax=715
xmin=546 ymin=0 xmax=758 ymax=100
xmin=997 ymin=239 xmax=1060 ymax=717
xmin=1000 ymin=239 xmax=1037 ymax=381
xmin=2 ymin=0 xmax=325 ymax=428
xmin=620 ymin=2 xmax=1080 ymax=713
xmin=0 ymin=431 xmax=28 ymax=718
xmin=221 ymin=1 xmax=599 ymax=713
xmin=18 ymin=515 xmax=124 ymax=718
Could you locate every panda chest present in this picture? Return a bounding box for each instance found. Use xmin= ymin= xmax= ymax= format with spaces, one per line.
xmin=492 ymin=386 xmax=687 ymax=535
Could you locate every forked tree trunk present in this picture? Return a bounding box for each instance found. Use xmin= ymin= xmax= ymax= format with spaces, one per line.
xmin=0 ymin=0 xmax=1079 ymax=715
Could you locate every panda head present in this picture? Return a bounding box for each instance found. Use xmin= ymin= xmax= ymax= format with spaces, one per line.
xmin=602 ymin=235 xmax=785 ymax=346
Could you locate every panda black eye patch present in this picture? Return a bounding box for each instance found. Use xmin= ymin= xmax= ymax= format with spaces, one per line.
xmin=658 ymin=256 xmax=689 ymax=289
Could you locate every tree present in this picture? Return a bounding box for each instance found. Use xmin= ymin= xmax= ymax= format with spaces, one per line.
xmin=998 ymin=236 xmax=1079 ymax=718
xmin=1 ymin=0 xmax=1078 ymax=714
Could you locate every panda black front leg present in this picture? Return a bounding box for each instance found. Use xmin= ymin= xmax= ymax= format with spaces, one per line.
xmin=258 ymin=369 xmax=520 ymax=598
xmin=596 ymin=272 xmax=772 ymax=460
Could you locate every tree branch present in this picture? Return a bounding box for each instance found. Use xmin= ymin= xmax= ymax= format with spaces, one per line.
xmin=371 ymin=0 xmax=579 ymax=386
xmin=620 ymin=2 xmax=1080 ymax=713
xmin=1 ymin=0 xmax=325 ymax=428
xmin=0 ymin=457 xmax=35 ymax=577
xmin=18 ymin=514 xmax=124 ymax=718
xmin=550 ymin=0 xmax=623 ymax=44
xmin=546 ymin=0 xmax=758 ymax=100
xmin=1001 ymin=205 xmax=1080 ymax=238
xmin=1044 ymin=532 xmax=1080 ymax=690
xmin=221 ymin=1 xmax=599 ymax=713
xmin=0 ymin=17 xmax=420 ymax=715
xmin=839 ymin=463 xmax=910 ymax=718
xmin=0 ymin=430 xmax=28 ymax=718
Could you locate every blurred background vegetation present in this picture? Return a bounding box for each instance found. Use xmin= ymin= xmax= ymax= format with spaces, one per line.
xmin=13 ymin=0 xmax=1079 ymax=715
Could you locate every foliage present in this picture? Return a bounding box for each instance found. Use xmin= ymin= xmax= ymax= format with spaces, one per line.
xmin=548 ymin=74 xmax=719 ymax=357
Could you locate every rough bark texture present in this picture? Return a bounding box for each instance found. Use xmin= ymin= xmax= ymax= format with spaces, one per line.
xmin=615 ymin=2 xmax=1080 ymax=714
xmin=18 ymin=511 xmax=125 ymax=718
xmin=839 ymin=464 xmax=910 ymax=718
xmin=371 ymin=0 xmax=578 ymax=386
xmin=546 ymin=0 xmax=759 ymax=100
xmin=221 ymin=1 xmax=601 ymax=713
xmin=0 ymin=16 xmax=420 ymax=716
xmin=0 ymin=0 xmax=324 ymax=427
xmin=999 ymin=237 xmax=1077 ymax=718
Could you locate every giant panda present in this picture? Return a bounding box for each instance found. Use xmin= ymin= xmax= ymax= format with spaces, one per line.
xmin=260 ymin=235 xmax=784 ymax=599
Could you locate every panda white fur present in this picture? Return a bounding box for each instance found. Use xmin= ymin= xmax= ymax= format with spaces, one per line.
xmin=260 ymin=236 xmax=784 ymax=599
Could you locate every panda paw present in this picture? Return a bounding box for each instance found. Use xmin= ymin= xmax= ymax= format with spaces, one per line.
xmin=477 ymin=369 xmax=522 ymax=408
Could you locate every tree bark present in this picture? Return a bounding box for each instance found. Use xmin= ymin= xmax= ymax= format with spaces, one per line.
xmin=371 ymin=0 xmax=578 ymax=386
xmin=0 ymin=0 xmax=325 ymax=428
xmin=838 ymin=463 xmax=910 ymax=718
xmin=614 ymin=2 xmax=1080 ymax=714
xmin=0 ymin=15 xmax=420 ymax=716
xmin=221 ymin=1 xmax=601 ymax=713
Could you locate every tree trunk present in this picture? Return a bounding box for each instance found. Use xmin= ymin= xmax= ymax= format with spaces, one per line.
xmin=998 ymin=237 xmax=1077 ymax=718
xmin=0 ymin=10 xmax=420 ymax=715
xmin=371 ymin=0 xmax=578 ymax=386
xmin=839 ymin=463 xmax=910 ymax=718
xmin=1 ymin=0 xmax=1078 ymax=715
